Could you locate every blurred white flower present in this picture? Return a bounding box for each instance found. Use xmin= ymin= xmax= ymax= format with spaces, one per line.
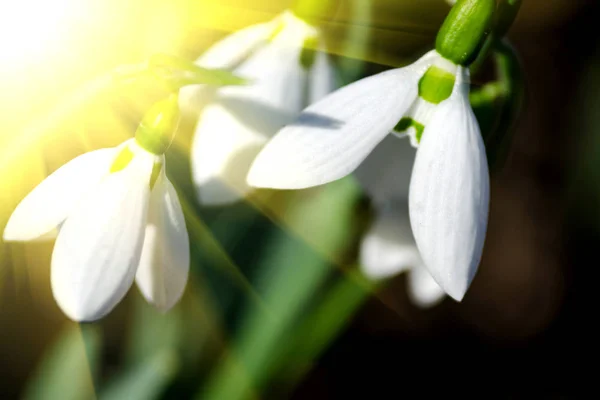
xmin=248 ymin=50 xmax=489 ymax=301
xmin=180 ymin=10 xmax=337 ymax=205
xmin=3 ymin=139 xmax=190 ymax=321
xmin=355 ymin=136 xmax=445 ymax=308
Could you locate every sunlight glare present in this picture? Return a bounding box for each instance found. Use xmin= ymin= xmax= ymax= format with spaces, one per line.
xmin=0 ymin=0 xmax=82 ymax=65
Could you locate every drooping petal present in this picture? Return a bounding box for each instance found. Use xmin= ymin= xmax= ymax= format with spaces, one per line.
xmin=51 ymin=143 xmax=157 ymax=321
xmin=136 ymin=169 xmax=190 ymax=312
xmin=3 ymin=148 xmax=116 ymax=242
xmin=178 ymin=15 xmax=280 ymax=110
xmin=353 ymin=134 xmax=416 ymax=204
xmin=191 ymin=12 xmax=312 ymax=205
xmin=309 ymin=46 xmax=337 ymax=103
xmin=247 ymin=51 xmax=438 ymax=190
xmin=407 ymin=265 xmax=446 ymax=308
xmin=360 ymin=203 xmax=421 ymax=280
xmin=195 ymin=18 xmax=281 ymax=70
xmin=409 ymin=67 xmax=490 ymax=301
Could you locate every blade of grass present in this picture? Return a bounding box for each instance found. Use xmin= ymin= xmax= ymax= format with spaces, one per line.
xmin=99 ymin=350 xmax=178 ymax=400
xmin=276 ymin=269 xmax=375 ymax=389
xmin=198 ymin=178 xmax=361 ymax=400
xmin=23 ymin=324 xmax=101 ymax=400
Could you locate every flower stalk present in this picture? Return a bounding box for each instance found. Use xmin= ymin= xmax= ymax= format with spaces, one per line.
xmin=292 ymin=0 xmax=338 ymax=25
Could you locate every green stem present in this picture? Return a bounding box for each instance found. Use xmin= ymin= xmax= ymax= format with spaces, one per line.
xmin=494 ymin=0 xmax=523 ymax=38
xmin=484 ymin=40 xmax=525 ymax=170
xmin=470 ymin=0 xmax=522 ymax=73
xmin=148 ymin=54 xmax=247 ymax=89
xmin=292 ymin=0 xmax=339 ymax=25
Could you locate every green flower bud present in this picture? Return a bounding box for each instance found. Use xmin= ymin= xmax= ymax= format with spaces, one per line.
xmin=135 ymin=94 xmax=180 ymax=155
xmin=436 ymin=0 xmax=495 ymax=66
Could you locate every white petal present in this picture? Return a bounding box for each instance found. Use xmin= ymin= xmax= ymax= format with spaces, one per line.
xmin=3 ymin=148 xmax=115 ymax=242
xmin=360 ymin=203 xmax=421 ymax=280
xmin=247 ymin=51 xmax=438 ymax=189
xmin=196 ymin=20 xmax=280 ymax=70
xmin=353 ymin=134 xmax=416 ymax=204
xmin=191 ymin=16 xmax=310 ymax=205
xmin=178 ymin=18 xmax=280 ymax=110
xmin=136 ymin=170 xmax=190 ymax=311
xmin=309 ymin=46 xmax=337 ymax=103
xmin=409 ymin=67 xmax=490 ymax=301
xmin=51 ymin=146 xmax=156 ymax=321
xmin=407 ymin=265 xmax=446 ymax=308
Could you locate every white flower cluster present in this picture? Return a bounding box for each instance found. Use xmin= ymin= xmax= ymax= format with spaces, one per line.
xmin=4 ymin=6 xmax=492 ymax=320
xmin=247 ymin=51 xmax=490 ymax=302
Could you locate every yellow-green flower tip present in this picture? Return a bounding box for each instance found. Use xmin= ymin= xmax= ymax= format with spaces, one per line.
xmin=135 ymin=94 xmax=180 ymax=155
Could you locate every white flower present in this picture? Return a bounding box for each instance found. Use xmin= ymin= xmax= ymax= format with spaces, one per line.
xmin=355 ymin=135 xmax=445 ymax=308
xmin=248 ymin=50 xmax=490 ymax=301
xmin=3 ymin=139 xmax=190 ymax=321
xmin=179 ymin=10 xmax=337 ymax=205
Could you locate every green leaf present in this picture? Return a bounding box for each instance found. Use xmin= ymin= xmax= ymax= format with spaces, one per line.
xmin=277 ymin=269 xmax=375 ymax=389
xmin=23 ymin=325 xmax=101 ymax=400
xmin=124 ymin=294 xmax=183 ymax=367
xmin=99 ymin=351 xmax=179 ymax=400
xmin=198 ymin=178 xmax=362 ymax=400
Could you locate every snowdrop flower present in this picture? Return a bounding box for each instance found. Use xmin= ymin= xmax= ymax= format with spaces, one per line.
xmin=248 ymin=0 xmax=495 ymax=300
xmin=355 ymin=136 xmax=445 ymax=307
xmin=180 ymin=10 xmax=336 ymax=205
xmin=3 ymin=95 xmax=189 ymax=321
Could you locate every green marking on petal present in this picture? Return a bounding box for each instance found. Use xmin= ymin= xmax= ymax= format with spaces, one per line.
xmin=394 ymin=117 xmax=425 ymax=143
xmin=110 ymin=147 xmax=134 ymax=173
xmin=149 ymin=162 xmax=163 ymax=190
xmin=418 ymin=66 xmax=456 ymax=104
xmin=268 ymin=20 xmax=286 ymax=42
xmin=300 ymin=36 xmax=319 ymax=70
